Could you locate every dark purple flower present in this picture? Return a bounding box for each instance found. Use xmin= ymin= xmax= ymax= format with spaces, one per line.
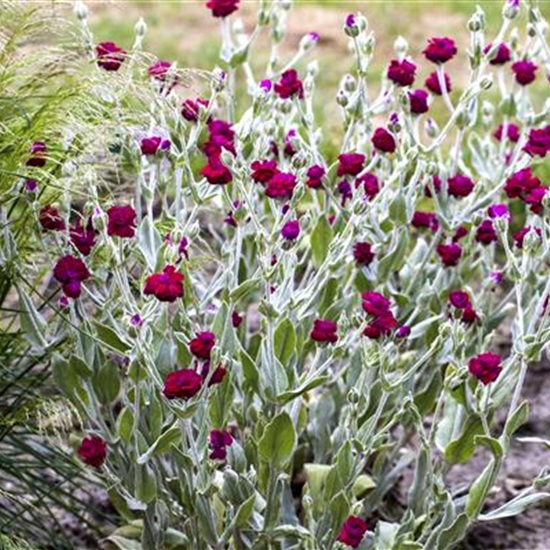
xmin=449 ymin=290 xmax=471 ymax=309
xmin=163 ymin=369 xmax=203 ymax=399
xmin=408 ymin=89 xmax=429 ymax=114
xmin=361 ymin=291 xmax=391 ymax=316
xmin=140 ymin=136 xmax=170 ymax=156
xmin=387 ymin=59 xmax=416 ymax=86
xmin=488 ymin=203 xmax=510 ymax=219
xmin=189 ymin=331 xmax=216 ymax=360
xmin=337 ymin=516 xmax=368 ymax=548
xmin=425 ymin=71 xmax=452 ymax=95
xmin=475 ymin=220 xmax=497 ymax=245
xmin=371 ymin=127 xmax=396 ymax=153
xmin=396 ymin=325 xmax=411 ymax=338
xmin=337 ymin=153 xmax=365 ymax=177
xmin=265 ymin=172 xmax=297 ymax=199
xmin=205 ymin=0 xmax=240 ymax=18
xmin=77 ymin=435 xmax=107 ymax=468
xmin=468 ymin=352 xmax=502 ymax=385
xmin=423 ymin=37 xmax=457 ymax=64
xmin=512 ymin=60 xmax=538 ymax=85
xmin=523 ymin=126 xmax=550 ymax=157
xmin=107 ymin=205 xmax=136 ymax=238
xmin=513 ymin=225 xmax=541 ymax=249
xmin=232 ymin=310 xmax=243 ymax=328
xmin=353 ymin=242 xmax=375 ymax=266
xmin=504 ymin=167 xmax=540 ymax=199
xmin=203 ymin=119 xmax=235 ymax=157
xmin=306 ymin=164 xmax=325 ymax=189
xmin=363 ymin=312 xmax=398 ymax=339
xmin=144 ymin=265 xmax=184 ymax=302
xmin=448 ymin=174 xmax=475 ymax=198
xmin=96 ymin=42 xmax=126 ymax=71
xmin=493 ymin=123 xmax=520 ymax=143
xmin=357 ymin=172 xmax=380 ymax=200
xmin=27 ymin=141 xmax=47 ymax=167
xmin=209 ymin=429 xmax=233 ymax=460
xmin=412 ymin=211 xmax=439 ymax=232
xmin=70 ymin=218 xmax=96 ymax=256
xmin=484 ymin=43 xmax=511 ymax=65
xmin=453 ymin=225 xmax=469 ymax=242
xmin=39 ymin=206 xmax=65 ymax=231
xmin=53 ymin=255 xmax=91 ymax=299
xmin=310 ymin=319 xmax=338 ymax=344
xmin=201 ymin=155 xmax=233 ymax=185
xmin=281 ymin=220 xmax=300 ymax=241
xmin=181 ymin=98 xmax=209 ymax=122
xmin=437 ymin=243 xmax=462 ymax=266
xmin=274 ymin=70 xmax=304 ymax=100
xmin=251 ymin=159 xmax=278 ymax=184
xmin=337 ymin=179 xmax=353 ymax=206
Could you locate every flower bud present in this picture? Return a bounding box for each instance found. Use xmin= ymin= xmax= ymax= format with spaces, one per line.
xmin=347 ymin=388 xmax=360 ymax=404
xmin=135 ymin=17 xmax=147 ymax=38
xmin=336 ymin=90 xmax=349 ymax=107
xmin=527 ymin=23 xmax=537 ymax=38
xmin=344 ymin=14 xmax=360 ymax=37
xmin=523 ymin=227 xmax=542 ymax=253
xmin=307 ymin=60 xmax=319 ymax=77
xmin=74 ymin=1 xmax=89 ymax=21
xmin=300 ymin=32 xmax=320 ymax=52
xmin=479 ymin=75 xmax=493 ymax=90
xmin=425 ymin=117 xmax=439 ymax=138
xmin=394 ymin=36 xmax=408 ymax=56
xmin=212 ymin=68 xmax=227 ymax=92
xmin=342 ymin=73 xmax=356 ymax=92
xmin=279 ymin=0 xmax=292 ymax=11
xmin=503 ymin=0 xmax=520 ymax=20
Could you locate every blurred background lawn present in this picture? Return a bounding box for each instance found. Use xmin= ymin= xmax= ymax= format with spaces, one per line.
xmin=85 ymin=0 xmax=549 ymax=154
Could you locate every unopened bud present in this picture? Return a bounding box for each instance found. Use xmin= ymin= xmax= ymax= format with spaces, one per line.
xmin=343 ymin=74 xmax=356 ymax=92
xmin=394 ymin=36 xmax=408 ymax=56
xmin=300 ymin=32 xmax=320 ymax=52
xmin=74 ymin=1 xmax=88 ymax=21
xmin=336 ymin=90 xmax=349 ymax=107
xmin=135 ymin=17 xmax=147 ymax=38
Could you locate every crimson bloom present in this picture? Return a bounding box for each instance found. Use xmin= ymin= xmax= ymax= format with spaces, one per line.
xmin=337 ymin=153 xmax=365 ymax=177
xmin=353 ymin=242 xmax=375 ymax=266
xmin=274 ymin=69 xmax=304 ymax=99
xmin=363 ymin=312 xmax=398 ymax=339
xmin=484 ymin=43 xmax=511 ymax=65
xmin=371 ymin=127 xmax=396 ymax=153
xmin=201 ymin=155 xmax=233 ymax=185
xmin=163 ymin=369 xmax=203 ymax=399
xmin=232 ymin=310 xmax=243 ymax=328
xmin=423 ymin=37 xmax=457 ymax=63
xmin=512 ymin=60 xmax=538 ymax=85
xmin=412 ymin=211 xmax=439 ymax=232
xmin=504 ymin=168 xmax=540 ymax=199
xmin=310 ymin=319 xmax=338 ymax=344
xmin=209 ymin=429 xmax=233 ymax=460
xmin=449 ymin=290 xmax=471 ymax=310
xmin=107 ymin=205 xmax=136 ymax=238
xmin=181 ymin=98 xmax=209 ymax=122
xmin=77 ymin=435 xmax=107 ymax=468
xmin=468 ymin=352 xmax=502 ymax=385
xmin=523 ymin=126 xmax=550 ymax=157
xmin=437 ymin=243 xmax=462 ymax=266
xmin=448 ymin=174 xmax=475 ymax=198
xmin=358 ymin=173 xmax=380 ymax=200
xmin=493 ymin=123 xmax=520 ymax=143
xmin=189 ymin=331 xmax=216 ymax=360
xmin=27 ymin=141 xmax=47 ymax=167
xmin=361 ymin=291 xmax=391 ymax=316
xmin=387 ymin=58 xmax=416 ymax=86
xmin=205 ymin=0 xmax=239 ymax=17
xmin=475 ymin=220 xmax=497 ymax=245
xmin=251 ymin=159 xmax=279 ymax=184
xmin=337 ymin=516 xmax=368 ymax=548
xmin=306 ymin=164 xmax=326 ymax=189
xmin=70 ymin=219 xmax=96 ymax=256
xmin=265 ymin=172 xmax=297 ymax=199
xmin=282 ymin=220 xmax=300 ymax=241
xmin=144 ymin=265 xmax=184 ymax=302
xmin=140 ymin=136 xmax=170 ymax=156
xmin=425 ymin=71 xmax=452 ymax=95
xmin=203 ymin=119 xmax=236 ymax=157
xmin=53 ymin=255 xmax=91 ymax=299
xmin=39 ymin=206 xmax=65 ymax=231
xmin=96 ymin=42 xmax=126 ymax=71
xmin=408 ymin=89 xmax=429 ymax=114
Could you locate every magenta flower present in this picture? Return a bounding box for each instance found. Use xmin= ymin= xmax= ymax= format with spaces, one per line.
xmin=181 ymin=98 xmax=209 ymax=122
xmin=337 ymin=516 xmax=368 ymax=548
xmin=423 ymin=37 xmax=457 ymax=64
xmin=512 ymin=60 xmax=538 ymax=85
xmin=77 ymin=435 xmax=107 ymax=468
xmin=251 ymin=159 xmax=279 ymax=184
xmin=493 ymin=123 xmax=520 ymax=143
xmin=475 ymin=220 xmax=497 ymax=245
xmin=27 ymin=141 xmax=47 ymax=167
xmin=281 ymin=220 xmax=300 ymax=241
xmin=504 ymin=168 xmax=540 ymax=199
xmin=274 ymin=70 xmax=304 ymax=100
xmin=361 ymin=291 xmax=391 ymax=316
xmin=468 ymin=352 xmax=502 ymax=385
xmin=436 ymin=243 xmax=462 ymax=266
xmin=337 ymin=153 xmax=365 ymax=177
xmin=203 ymin=119 xmax=236 ymax=157
xmin=412 ymin=211 xmax=439 ymax=232
xmin=408 ymin=89 xmax=429 ymax=114
xmin=189 ymin=332 xmax=216 ymax=360
xmin=353 ymin=242 xmax=375 ymax=266
xmin=209 ymin=429 xmax=233 ymax=460
xmin=448 ymin=174 xmax=475 ymax=198
xmin=424 ymin=175 xmax=442 ymax=197
xmin=70 ymin=219 xmax=96 ymax=256
xmin=53 ymin=255 xmax=91 ymax=299
xmin=306 ymin=164 xmax=326 ymax=189
xmin=425 ymin=71 xmax=452 ymax=95
xmin=363 ymin=312 xmax=397 ymax=339
xmin=107 ymin=205 xmax=136 ymax=238
xmin=523 ymin=126 xmax=550 ymax=157
xmin=205 ymin=0 xmax=239 ymax=18
xmin=144 ymin=265 xmax=184 ymax=302
xmin=484 ymin=43 xmax=511 ymax=65
xmin=265 ymin=172 xmax=297 ymax=200
xmin=387 ymin=59 xmax=416 ymax=86
xmin=488 ymin=203 xmax=510 ymax=219
xmin=259 ymin=79 xmax=272 ymax=93
xmin=201 ymin=155 xmax=233 ymax=185
xmin=39 ymin=206 xmax=65 ymax=231
xmin=140 ymin=136 xmax=170 ymax=156
xmin=449 ymin=290 xmax=471 ymax=309
xmin=357 ymin=172 xmax=380 ymax=200
xmin=96 ymin=42 xmax=126 ymax=71
xmin=371 ymin=127 xmax=396 ymax=153
xmin=163 ymin=369 xmax=203 ymax=399
xmin=232 ymin=310 xmax=243 ymax=327
xmin=396 ymin=325 xmax=411 ymax=338
xmin=453 ymin=225 xmax=469 ymax=242
xmin=310 ymin=319 xmax=338 ymax=344
xmin=148 ymin=60 xmax=172 ymax=80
